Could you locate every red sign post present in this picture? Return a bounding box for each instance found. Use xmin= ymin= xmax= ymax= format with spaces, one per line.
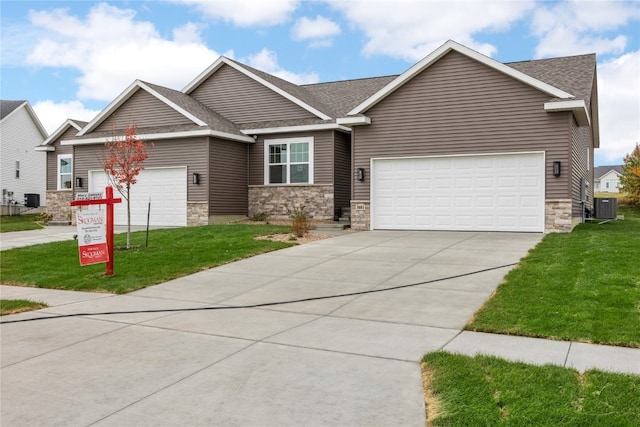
xmin=71 ymin=186 xmax=122 ymax=276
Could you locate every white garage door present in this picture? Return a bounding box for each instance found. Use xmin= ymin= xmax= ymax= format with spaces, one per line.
xmin=372 ymin=153 xmax=544 ymax=232
xmin=89 ymin=167 xmax=187 ymax=227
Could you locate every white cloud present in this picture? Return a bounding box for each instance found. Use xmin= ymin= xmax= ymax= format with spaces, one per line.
xmin=244 ymin=49 xmax=319 ymax=84
xmin=292 ymin=16 xmax=341 ymax=46
xmin=172 ymin=0 xmax=299 ymax=26
xmin=32 ymin=100 xmax=101 ymax=134
xmin=532 ymin=0 xmax=640 ymax=58
xmin=596 ymin=50 xmax=640 ymax=165
xmin=324 ymin=0 xmax=534 ymax=61
xmin=24 ymin=3 xmax=221 ymax=101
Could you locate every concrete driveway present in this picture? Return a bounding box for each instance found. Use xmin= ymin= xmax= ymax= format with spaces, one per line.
xmin=1 ymin=230 xmax=541 ymax=426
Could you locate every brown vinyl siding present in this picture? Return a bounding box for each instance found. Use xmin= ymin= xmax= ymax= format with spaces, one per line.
xmin=73 ymin=137 xmax=208 ymax=201
xmin=209 ymin=138 xmax=248 ymax=215
xmin=248 ymin=130 xmax=335 ymax=186
xmin=46 ymin=127 xmax=76 ymax=190
xmin=570 ymin=119 xmax=593 ymax=217
xmin=353 ymin=50 xmax=571 ymax=201
xmin=333 ymin=131 xmax=351 ymax=213
xmin=95 ymin=89 xmax=192 ymax=132
xmin=190 ymin=64 xmax=315 ymax=124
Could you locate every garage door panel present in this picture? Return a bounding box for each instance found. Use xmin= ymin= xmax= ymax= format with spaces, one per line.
xmin=372 ymin=153 xmax=544 ymax=232
xmin=90 ymin=167 xmax=187 ymax=227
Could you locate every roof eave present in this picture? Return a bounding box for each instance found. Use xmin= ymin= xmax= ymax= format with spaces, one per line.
xmin=241 ymin=123 xmax=351 ymax=135
xmin=544 ymin=100 xmax=590 ymax=126
xmin=63 ymin=129 xmax=254 ymax=145
xmin=336 ymin=116 xmax=372 ymax=126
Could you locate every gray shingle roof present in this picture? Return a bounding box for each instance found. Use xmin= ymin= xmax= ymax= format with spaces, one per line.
xmin=594 ymin=165 xmax=623 ymax=179
xmin=1 ymin=100 xmax=26 ymax=120
xmin=303 ymin=76 xmax=398 ymax=117
xmin=507 ymin=54 xmax=596 ymax=106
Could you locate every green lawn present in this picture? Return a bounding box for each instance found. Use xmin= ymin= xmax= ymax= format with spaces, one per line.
xmin=0 ymin=224 xmax=292 ymax=294
xmin=0 ymin=214 xmax=44 ymax=233
xmin=467 ymin=206 xmax=640 ymax=348
xmin=422 ymin=352 xmax=640 ymax=426
xmin=0 ymin=299 xmax=48 ymax=315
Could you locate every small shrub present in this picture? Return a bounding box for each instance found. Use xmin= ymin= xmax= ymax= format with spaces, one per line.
xmin=250 ymin=212 xmax=269 ymax=222
xmin=288 ymin=205 xmax=310 ymax=237
xmin=37 ymin=212 xmax=53 ymax=224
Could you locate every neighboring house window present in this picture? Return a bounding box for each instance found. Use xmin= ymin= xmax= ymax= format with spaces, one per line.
xmin=264 ymin=137 xmax=314 ymax=185
xmin=605 ymin=179 xmax=618 ymax=190
xmin=58 ymin=155 xmax=73 ymax=190
xmin=15 ymin=161 xmax=20 ymax=179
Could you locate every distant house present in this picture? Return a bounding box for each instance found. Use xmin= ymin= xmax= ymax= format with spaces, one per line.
xmin=41 ymin=40 xmax=598 ymax=233
xmin=594 ymin=165 xmax=623 ymax=193
xmin=1 ymin=100 xmax=48 ymax=211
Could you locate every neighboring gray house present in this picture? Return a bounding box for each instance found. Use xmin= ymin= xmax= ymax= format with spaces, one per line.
xmin=594 ymin=165 xmax=622 ymax=193
xmin=1 ymin=100 xmax=48 ymax=211
xmin=41 ymin=40 xmax=598 ymax=233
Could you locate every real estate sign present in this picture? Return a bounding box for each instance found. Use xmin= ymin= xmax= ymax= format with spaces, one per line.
xmin=76 ymin=208 xmax=109 ymax=266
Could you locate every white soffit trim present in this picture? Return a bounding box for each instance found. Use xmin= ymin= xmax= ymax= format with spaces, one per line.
xmin=544 ymin=100 xmax=590 ymax=126
xmin=242 ymin=123 xmax=351 ymax=134
xmin=41 ymin=118 xmax=83 ymax=146
xmin=348 ymin=40 xmax=575 ymax=115
xmin=34 ymin=146 xmax=55 ymax=152
xmin=183 ymin=56 xmax=332 ymax=121
xmin=336 ymin=116 xmax=371 ymax=126
xmin=62 ymin=129 xmax=254 ymax=145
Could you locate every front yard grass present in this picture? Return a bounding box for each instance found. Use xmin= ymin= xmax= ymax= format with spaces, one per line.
xmin=0 ymin=224 xmax=292 ymax=294
xmin=0 ymin=214 xmax=44 ymax=233
xmin=467 ymin=206 xmax=640 ymax=348
xmin=0 ymin=299 xmax=48 ymax=315
xmin=422 ymin=352 xmax=640 ymax=426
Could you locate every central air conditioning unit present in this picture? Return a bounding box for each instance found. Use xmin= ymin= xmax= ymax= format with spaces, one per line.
xmin=594 ymin=198 xmax=617 ymax=219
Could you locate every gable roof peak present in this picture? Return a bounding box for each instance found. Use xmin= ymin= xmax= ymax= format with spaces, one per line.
xmin=347 ymin=39 xmax=576 ymax=116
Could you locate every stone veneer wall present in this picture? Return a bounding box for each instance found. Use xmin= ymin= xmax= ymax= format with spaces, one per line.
xmin=187 ymin=201 xmax=209 ymax=226
xmin=46 ymin=191 xmax=73 ymax=224
xmin=350 ymin=200 xmax=370 ymax=231
xmin=545 ymin=199 xmax=575 ymax=233
xmin=248 ymin=184 xmax=334 ymax=220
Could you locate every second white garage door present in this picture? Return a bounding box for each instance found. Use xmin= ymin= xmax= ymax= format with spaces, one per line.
xmin=89 ymin=167 xmax=187 ymax=227
xmin=371 ymin=152 xmax=544 ymax=232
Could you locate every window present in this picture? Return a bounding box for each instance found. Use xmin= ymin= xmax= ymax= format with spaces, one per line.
xmin=264 ymin=137 xmax=313 ymax=185
xmin=15 ymin=161 xmax=20 ymax=179
xmin=58 ymin=155 xmax=73 ymax=190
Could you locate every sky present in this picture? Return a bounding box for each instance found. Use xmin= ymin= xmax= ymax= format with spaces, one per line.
xmin=1 ymin=0 xmax=639 ymax=166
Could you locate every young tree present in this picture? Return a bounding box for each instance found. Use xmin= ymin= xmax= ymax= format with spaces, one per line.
xmin=101 ymin=124 xmax=152 ymax=248
xmin=619 ymin=143 xmax=640 ymax=206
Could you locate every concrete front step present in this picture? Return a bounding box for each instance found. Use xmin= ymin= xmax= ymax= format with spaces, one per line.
xmin=313 ymin=223 xmax=349 ymax=231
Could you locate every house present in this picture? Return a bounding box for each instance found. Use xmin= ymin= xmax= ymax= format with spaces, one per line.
xmin=1 ymin=100 xmax=48 ymax=213
xmin=594 ymin=165 xmax=622 ymax=193
xmin=40 ymin=40 xmax=598 ymax=233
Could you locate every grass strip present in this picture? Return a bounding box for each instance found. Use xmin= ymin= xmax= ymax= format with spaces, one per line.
xmin=423 ymin=352 xmax=640 ymax=426
xmin=0 ymin=214 xmax=44 ymax=233
xmin=0 ymin=224 xmax=292 ymax=294
xmin=467 ymin=207 xmax=640 ymax=348
xmin=0 ymin=299 xmax=48 ymax=315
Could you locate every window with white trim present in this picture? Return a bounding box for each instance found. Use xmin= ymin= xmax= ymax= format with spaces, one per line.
xmin=264 ymin=137 xmax=313 ymax=185
xmin=57 ymin=154 xmax=73 ymax=190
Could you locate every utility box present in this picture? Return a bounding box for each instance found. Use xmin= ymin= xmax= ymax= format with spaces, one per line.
xmin=594 ymin=197 xmax=617 ymax=219
xmin=24 ymin=193 xmax=40 ymax=208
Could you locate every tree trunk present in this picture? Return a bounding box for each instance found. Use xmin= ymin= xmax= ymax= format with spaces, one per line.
xmin=126 ymin=182 xmax=131 ymax=249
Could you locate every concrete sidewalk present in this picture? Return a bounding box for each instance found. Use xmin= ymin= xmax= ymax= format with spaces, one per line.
xmin=0 ymin=224 xmax=170 ymax=251
xmin=1 ymin=230 xmax=639 ymax=426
